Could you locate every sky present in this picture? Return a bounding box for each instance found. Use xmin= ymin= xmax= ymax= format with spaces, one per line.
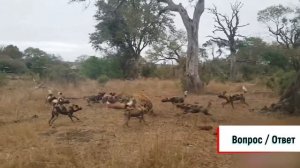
xmin=0 ymin=0 xmax=298 ymax=61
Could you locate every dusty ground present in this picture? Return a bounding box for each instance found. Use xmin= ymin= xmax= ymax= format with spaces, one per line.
xmin=0 ymin=79 xmax=299 ymax=168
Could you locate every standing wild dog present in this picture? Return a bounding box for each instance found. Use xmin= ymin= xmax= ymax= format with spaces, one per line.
xmin=48 ymin=104 xmax=82 ymax=126
xmin=218 ymin=91 xmax=248 ymax=109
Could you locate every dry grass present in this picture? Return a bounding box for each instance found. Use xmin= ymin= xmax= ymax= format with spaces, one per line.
xmin=0 ymin=78 xmax=299 ymax=168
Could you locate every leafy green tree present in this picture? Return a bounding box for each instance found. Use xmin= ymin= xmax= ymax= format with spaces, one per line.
xmin=24 ymin=47 xmax=61 ymax=78
xmin=0 ymin=45 xmax=23 ymax=59
xmin=147 ymin=29 xmax=186 ymax=65
xmin=80 ymin=56 xmax=123 ymax=79
xmin=262 ymin=50 xmax=289 ymax=70
xmin=258 ymin=5 xmax=300 ymax=71
xmin=47 ymin=63 xmax=81 ymax=85
xmin=72 ymin=0 xmax=173 ymax=78
xmin=0 ymin=56 xmax=27 ymax=74
xmin=146 ymin=29 xmax=187 ymax=77
xmin=0 ymin=45 xmax=27 ymax=73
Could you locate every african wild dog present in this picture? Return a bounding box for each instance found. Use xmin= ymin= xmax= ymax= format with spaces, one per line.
xmin=84 ymin=92 xmax=106 ymax=105
xmin=102 ymin=92 xmax=119 ymax=104
xmin=48 ymin=104 xmax=82 ymax=126
xmin=161 ymin=97 xmax=184 ymax=104
xmin=176 ymin=101 xmax=212 ymax=115
xmin=161 ymin=91 xmax=187 ymax=104
xmin=46 ymin=93 xmax=70 ymax=106
xmin=217 ymin=91 xmax=248 ymax=109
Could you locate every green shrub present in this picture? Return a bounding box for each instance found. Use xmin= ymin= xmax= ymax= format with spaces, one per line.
xmin=266 ymin=70 xmax=297 ymax=94
xmin=97 ymin=75 xmax=109 ymax=85
xmin=80 ymin=56 xmax=124 ymax=79
xmin=0 ymin=57 xmax=27 ymax=74
xmin=0 ymin=73 xmax=7 ymax=86
xmin=141 ymin=63 xmax=157 ymax=78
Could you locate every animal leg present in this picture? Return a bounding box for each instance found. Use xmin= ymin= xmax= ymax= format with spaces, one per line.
xmin=243 ymin=102 xmax=249 ymax=106
xmin=48 ymin=113 xmax=55 ymax=126
xmin=141 ymin=114 xmax=147 ymax=125
xmin=241 ymin=99 xmax=249 ymax=106
xmin=68 ymin=114 xmax=74 ymax=122
xmin=50 ymin=114 xmax=59 ymax=126
xmin=124 ymin=115 xmax=130 ymax=127
xmin=230 ymin=101 xmax=234 ymax=109
xmin=221 ymin=102 xmax=226 ymax=108
xmin=72 ymin=115 xmax=80 ymax=121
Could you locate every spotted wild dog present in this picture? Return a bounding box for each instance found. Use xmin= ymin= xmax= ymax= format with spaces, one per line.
xmin=176 ymin=101 xmax=212 ymax=115
xmin=161 ymin=97 xmax=184 ymax=104
xmin=48 ymin=104 xmax=82 ymax=126
xmin=84 ymin=92 xmax=106 ymax=105
xmin=106 ymin=95 xmax=135 ymax=109
xmin=161 ymin=91 xmax=188 ymax=104
xmin=46 ymin=91 xmax=70 ymax=106
xmin=102 ymin=92 xmax=119 ymax=104
xmin=218 ymin=91 xmax=248 ymax=109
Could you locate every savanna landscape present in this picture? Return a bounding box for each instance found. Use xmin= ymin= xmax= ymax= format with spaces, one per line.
xmin=0 ymin=79 xmax=300 ymax=168
xmin=1 ymin=0 xmax=300 ymax=167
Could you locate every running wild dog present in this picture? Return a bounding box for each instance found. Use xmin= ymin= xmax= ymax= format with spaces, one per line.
xmin=217 ymin=91 xmax=248 ymax=109
xmin=48 ymin=104 xmax=82 ymax=126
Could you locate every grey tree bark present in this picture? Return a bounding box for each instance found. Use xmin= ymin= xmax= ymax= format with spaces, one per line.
xmin=158 ymin=0 xmax=204 ymax=93
xmin=208 ymin=2 xmax=248 ymax=81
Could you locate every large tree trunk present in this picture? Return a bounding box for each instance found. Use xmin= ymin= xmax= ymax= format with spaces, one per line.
xmin=185 ymin=25 xmax=203 ymax=93
xmin=262 ymin=71 xmax=300 ymax=114
xmin=229 ymin=45 xmax=237 ymax=81
xmin=229 ymin=53 xmax=237 ymax=81
xmin=159 ymin=0 xmax=204 ymax=93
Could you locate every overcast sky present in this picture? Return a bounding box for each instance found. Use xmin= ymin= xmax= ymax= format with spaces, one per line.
xmin=0 ymin=0 xmax=298 ymax=61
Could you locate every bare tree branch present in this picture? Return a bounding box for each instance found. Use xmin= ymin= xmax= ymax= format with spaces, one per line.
xmin=207 ymin=1 xmax=248 ymax=80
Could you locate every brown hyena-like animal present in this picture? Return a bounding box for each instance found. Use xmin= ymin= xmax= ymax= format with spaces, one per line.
xmin=133 ymin=93 xmax=154 ymax=115
xmin=218 ymin=91 xmax=248 ymax=109
xmin=123 ymin=105 xmax=147 ymax=126
xmin=48 ymin=104 xmax=82 ymax=126
xmin=123 ymin=93 xmax=154 ymax=126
